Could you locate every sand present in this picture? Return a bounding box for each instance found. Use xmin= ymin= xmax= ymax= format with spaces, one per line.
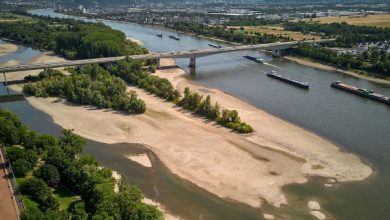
xmin=127 ymin=37 xmax=143 ymax=45
xmin=9 ymin=58 xmax=372 ymax=209
xmin=126 ymin=153 xmax=152 ymax=168
xmin=285 ymin=56 xmax=390 ymax=85
xmin=0 ymin=43 xmax=17 ymax=56
xmin=308 ymin=200 xmax=326 ymax=220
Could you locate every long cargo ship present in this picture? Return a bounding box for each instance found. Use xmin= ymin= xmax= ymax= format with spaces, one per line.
xmin=266 ymin=71 xmax=310 ymax=89
xmin=208 ymin=43 xmax=222 ymax=48
xmin=331 ymin=81 xmax=390 ymax=105
xmin=169 ymin=35 xmax=180 ymax=40
xmin=243 ymin=55 xmax=264 ymax=63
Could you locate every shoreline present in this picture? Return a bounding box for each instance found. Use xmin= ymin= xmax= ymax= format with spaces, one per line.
xmin=0 ymin=42 xmax=18 ymax=56
xmin=8 ymin=55 xmax=372 ymax=211
xmin=285 ymin=55 xmax=390 ymax=85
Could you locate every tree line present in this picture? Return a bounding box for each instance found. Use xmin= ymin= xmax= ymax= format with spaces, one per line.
xmin=0 ymin=12 xmax=147 ymax=59
xmin=284 ymin=21 xmax=390 ymax=47
xmin=0 ymin=108 xmax=163 ymax=219
xmin=23 ymin=65 xmax=146 ymax=114
xmin=109 ymin=59 xmax=253 ymax=133
xmin=292 ymin=44 xmax=390 ymax=77
xmin=168 ymin=21 xmax=291 ymax=44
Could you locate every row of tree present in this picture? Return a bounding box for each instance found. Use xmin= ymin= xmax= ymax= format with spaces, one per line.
xmin=0 ymin=108 xmax=163 ymax=219
xmin=0 ymin=12 xmax=147 ymax=59
xmin=292 ymin=44 xmax=390 ymax=76
xmin=178 ymin=88 xmax=253 ymax=133
xmin=168 ymin=21 xmax=291 ymax=44
xmin=108 ymin=59 xmax=253 ymax=133
xmin=284 ymin=21 xmax=390 ymax=47
xmin=23 ymin=65 xmax=146 ymax=114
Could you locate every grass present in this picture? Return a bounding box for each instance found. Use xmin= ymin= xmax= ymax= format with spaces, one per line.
xmin=52 ymin=185 xmax=80 ymax=210
xmin=0 ymin=12 xmax=30 ymax=23
xmin=21 ymin=195 xmax=39 ymax=210
xmin=296 ymin=14 xmax=390 ymax=28
xmin=17 ymin=174 xmax=80 ymax=211
xmin=229 ymin=25 xmax=321 ymax=41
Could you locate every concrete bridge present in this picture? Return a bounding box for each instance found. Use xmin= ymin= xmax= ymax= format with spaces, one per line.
xmin=0 ymin=39 xmax=333 ymax=84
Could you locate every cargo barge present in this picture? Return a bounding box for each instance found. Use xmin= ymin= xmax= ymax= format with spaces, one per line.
xmin=243 ymin=55 xmax=264 ymax=63
xmin=156 ymin=33 xmax=163 ymax=38
xmin=208 ymin=43 xmax=222 ymax=48
xmin=331 ymin=81 xmax=390 ymax=105
xmin=266 ymin=71 xmax=310 ymax=89
xmin=169 ymin=35 xmax=180 ymax=40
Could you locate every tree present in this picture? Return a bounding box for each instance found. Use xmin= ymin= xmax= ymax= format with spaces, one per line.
xmin=59 ymin=129 xmax=86 ymax=157
xmin=39 ymin=164 xmax=61 ymax=186
xmin=13 ymin=159 xmax=32 ymax=177
xmin=68 ymin=201 xmax=88 ymax=220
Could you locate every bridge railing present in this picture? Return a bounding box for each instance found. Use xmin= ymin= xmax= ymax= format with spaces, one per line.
xmin=0 ymin=144 xmax=24 ymax=218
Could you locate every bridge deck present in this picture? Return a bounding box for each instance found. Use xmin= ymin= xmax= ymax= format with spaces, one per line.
xmin=0 ymin=39 xmax=333 ymax=73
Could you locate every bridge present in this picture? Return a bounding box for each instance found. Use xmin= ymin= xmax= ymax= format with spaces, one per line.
xmin=0 ymin=39 xmax=333 ymax=84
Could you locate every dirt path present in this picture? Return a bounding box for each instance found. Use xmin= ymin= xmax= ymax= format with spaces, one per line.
xmin=0 ymin=152 xmax=19 ymax=220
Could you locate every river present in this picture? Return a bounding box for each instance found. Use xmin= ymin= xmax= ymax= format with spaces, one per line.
xmin=1 ymin=8 xmax=389 ymax=220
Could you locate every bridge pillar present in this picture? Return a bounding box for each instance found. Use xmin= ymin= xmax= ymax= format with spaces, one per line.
xmin=272 ymin=47 xmax=282 ymax=57
xmin=189 ymin=57 xmax=196 ymax=68
xmin=156 ymin=59 xmax=161 ymax=69
xmin=78 ymin=65 xmax=85 ymax=73
xmin=2 ymin=72 xmax=7 ymax=86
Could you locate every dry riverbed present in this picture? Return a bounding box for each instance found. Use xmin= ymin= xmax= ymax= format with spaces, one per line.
xmin=0 ymin=42 xmax=17 ymax=56
xmin=8 ymin=57 xmax=372 ymax=214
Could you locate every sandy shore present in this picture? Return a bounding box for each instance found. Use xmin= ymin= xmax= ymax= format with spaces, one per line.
xmin=285 ymin=55 xmax=390 ymax=85
xmin=0 ymin=43 xmax=17 ymax=56
xmin=126 ymin=153 xmax=152 ymax=168
xmin=9 ymin=58 xmax=372 ymax=210
xmin=126 ymin=37 xmax=143 ymax=45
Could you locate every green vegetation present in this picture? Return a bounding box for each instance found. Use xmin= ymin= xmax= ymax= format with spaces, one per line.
xmin=0 ymin=12 xmax=147 ymax=59
xmin=24 ymin=69 xmax=65 ymax=82
xmin=169 ymin=21 xmax=291 ymax=44
xmin=23 ymin=65 xmax=146 ymax=114
xmin=284 ymin=21 xmax=390 ymax=47
xmin=179 ymin=87 xmax=253 ymax=133
xmin=108 ymin=59 xmax=253 ymax=133
xmin=0 ymin=108 xmax=162 ymax=219
xmin=293 ymin=44 xmax=390 ymax=77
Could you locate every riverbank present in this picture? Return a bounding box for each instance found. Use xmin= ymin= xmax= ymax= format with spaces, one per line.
xmin=0 ymin=42 xmax=17 ymax=56
xmin=8 ymin=57 xmax=372 ymax=212
xmin=285 ymin=55 xmax=390 ymax=85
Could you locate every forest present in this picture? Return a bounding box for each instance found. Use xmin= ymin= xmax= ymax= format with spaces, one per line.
xmin=292 ymin=44 xmax=390 ymax=77
xmin=23 ymin=65 xmax=146 ymax=114
xmin=0 ymin=108 xmax=162 ymax=219
xmin=0 ymin=13 xmax=147 ymax=59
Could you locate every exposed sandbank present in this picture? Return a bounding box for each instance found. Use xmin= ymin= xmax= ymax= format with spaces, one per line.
xmin=9 ymin=58 xmax=372 ymax=209
xmin=0 ymin=43 xmax=17 ymax=56
xmin=285 ymin=55 xmax=390 ymax=85
xmin=126 ymin=153 xmax=152 ymax=168
xmin=126 ymin=37 xmax=143 ymax=45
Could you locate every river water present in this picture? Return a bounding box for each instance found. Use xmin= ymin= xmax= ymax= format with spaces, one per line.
xmin=0 ymin=8 xmax=389 ymax=219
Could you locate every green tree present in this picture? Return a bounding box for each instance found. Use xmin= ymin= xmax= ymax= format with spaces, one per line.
xmin=39 ymin=164 xmax=61 ymax=186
